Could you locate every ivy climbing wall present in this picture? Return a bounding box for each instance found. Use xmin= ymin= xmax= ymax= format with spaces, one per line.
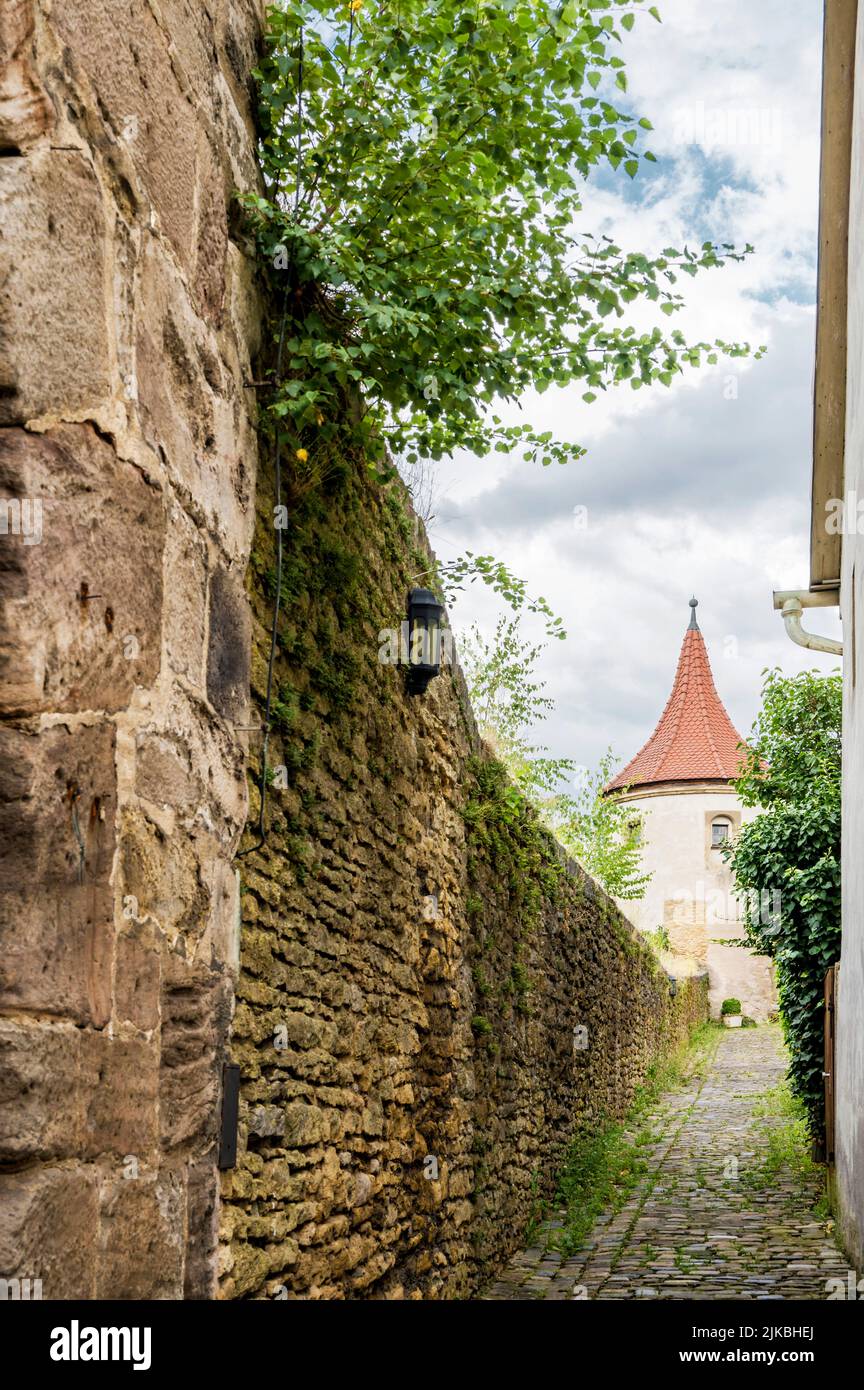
xmin=221 ymin=452 xmax=709 ymax=1300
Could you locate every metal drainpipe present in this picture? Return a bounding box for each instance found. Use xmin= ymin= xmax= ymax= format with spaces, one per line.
xmin=772 ymin=589 xmax=843 ymax=656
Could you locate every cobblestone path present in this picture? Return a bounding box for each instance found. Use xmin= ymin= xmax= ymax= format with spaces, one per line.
xmin=484 ymin=1026 xmax=852 ymax=1300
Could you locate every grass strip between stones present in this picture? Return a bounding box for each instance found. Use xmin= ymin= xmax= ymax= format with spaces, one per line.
xmin=540 ymin=1021 xmax=722 ymax=1260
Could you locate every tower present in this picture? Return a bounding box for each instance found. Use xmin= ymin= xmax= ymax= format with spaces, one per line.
xmin=607 ymin=599 xmax=776 ymax=1019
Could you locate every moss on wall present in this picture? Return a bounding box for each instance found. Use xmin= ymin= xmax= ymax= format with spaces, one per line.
xmin=220 ymin=440 xmax=708 ymax=1300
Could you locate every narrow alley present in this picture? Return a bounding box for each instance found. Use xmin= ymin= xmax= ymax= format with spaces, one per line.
xmin=485 ymin=1027 xmax=851 ymax=1301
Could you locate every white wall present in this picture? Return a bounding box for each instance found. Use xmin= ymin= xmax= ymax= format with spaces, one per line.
xmin=836 ymin=0 xmax=864 ymax=1276
xmin=615 ymin=785 xmax=776 ymax=1019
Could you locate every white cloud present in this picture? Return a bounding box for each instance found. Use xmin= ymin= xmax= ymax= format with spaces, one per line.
xmin=408 ymin=0 xmax=839 ymax=776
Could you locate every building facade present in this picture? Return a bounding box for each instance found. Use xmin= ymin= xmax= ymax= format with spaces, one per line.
xmin=802 ymin=0 xmax=864 ymax=1276
xmin=608 ymin=600 xmax=777 ymax=1021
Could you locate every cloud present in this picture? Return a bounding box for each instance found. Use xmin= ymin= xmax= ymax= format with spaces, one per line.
xmin=409 ymin=0 xmax=840 ymax=777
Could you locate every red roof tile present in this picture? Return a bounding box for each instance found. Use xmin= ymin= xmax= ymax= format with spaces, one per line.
xmin=607 ymin=602 xmax=746 ymax=792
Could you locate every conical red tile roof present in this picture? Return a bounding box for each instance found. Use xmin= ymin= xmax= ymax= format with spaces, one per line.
xmin=607 ymin=599 xmax=746 ymax=793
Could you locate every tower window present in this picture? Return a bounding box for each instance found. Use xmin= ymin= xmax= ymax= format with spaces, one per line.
xmin=711 ymin=817 xmax=732 ymax=848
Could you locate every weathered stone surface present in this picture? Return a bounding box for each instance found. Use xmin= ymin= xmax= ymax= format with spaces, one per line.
xmin=222 ymin=457 xmax=711 ymax=1302
xmin=0 ymin=1166 xmax=99 ymax=1298
xmin=0 ymin=1021 xmax=82 ymax=1161
xmin=80 ymin=1033 xmax=160 ymax=1160
xmin=207 ymin=566 xmax=251 ymax=722
xmin=0 ymin=424 xmax=164 ymax=715
xmin=0 ymin=0 xmax=53 ymax=151
xmin=0 ymin=151 xmax=110 ymax=424
xmin=113 ymin=921 xmax=162 ymax=1031
xmin=160 ymin=955 xmax=230 ymax=1151
xmin=0 ymin=722 xmax=115 ymax=1025
xmin=162 ymin=500 xmax=208 ymax=690
xmin=185 ymin=1159 xmax=220 ymax=1300
xmin=0 ymin=0 xmax=263 ymax=1301
xmin=52 ymin=0 xmax=199 ymax=273
xmin=96 ymin=1171 xmax=185 ymax=1300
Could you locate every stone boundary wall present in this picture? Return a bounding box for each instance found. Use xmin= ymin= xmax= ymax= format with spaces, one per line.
xmin=221 ymin=449 xmax=709 ymax=1301
xmin=0 ymin=1 xmax=708 ymax=1303
xmin=0 ymin=0 xmax=264 ymax=1298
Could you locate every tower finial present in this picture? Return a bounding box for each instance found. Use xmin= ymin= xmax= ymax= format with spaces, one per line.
xmin=689 ymin=596 xmax=699 ymax=630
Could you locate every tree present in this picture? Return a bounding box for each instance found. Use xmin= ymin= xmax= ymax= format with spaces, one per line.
xmin=241 ymin=0 xmax=762 ymax=475
xmin=725 ymin=668 xmax=842 ymax=1143
xmin=553 ymin=751 xmax=650 ymax=901
xmin=460 ymin=618 xmax=649 ymax=898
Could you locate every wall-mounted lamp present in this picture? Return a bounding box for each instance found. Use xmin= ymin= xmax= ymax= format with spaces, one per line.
xmin=406 ymin=588 xmax=445 ymax=696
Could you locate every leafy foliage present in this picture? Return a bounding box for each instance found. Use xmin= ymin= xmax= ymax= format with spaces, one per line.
xmin=241 ymin=0 xmax=762 ymax=473
xmin=725 ymin=668 xmax=842 ymax=1142
xmin=552 ymin=750 xmax=650 ymax=900
xmin=460 ymin=618 xmax=649 ymax=898
xmin=441 ymin=555 xmax=565 ymax=640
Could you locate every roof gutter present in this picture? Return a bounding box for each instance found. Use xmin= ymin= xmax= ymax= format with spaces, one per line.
xmin=774 ymin=1 xmax=854 ymax=654
xmin=772 ymin=589 xmax=843 ymax=656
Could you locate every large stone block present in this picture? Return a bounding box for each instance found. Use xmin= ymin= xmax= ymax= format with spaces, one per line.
xmin=0 ymin=424 xmax=164 ymax=715
xmin=161 ymin=500 xmax=208 ymax=690
xmin=0 ymin=0 xmax=53 ymax=151
xmin=160 ymin=954 xmax=230 ymax=1151
xmin=0 ymin=151 xmax=111 ymax=423
xmin=52 ymin=0 xmax=198 ymax=275
xmin=207 ymin=566 xmax=250 ymax=722
xmin=80 ymin=1033 xmax=159 ymax=1160
xmin=119 ymin=807 xmax=212 ymax=944
xmin=0 ymin=1020 xmax=82 ymax=1162
xmin=96 ymin=1170 xmax=185 ymax=1299
xmin=133 ymin=243 xmax=254 ymax=554
xmin=0 ymin=1166 xmax=99 ymax=1298
xmin=113 ymin=920 xmax=162 ymax=1032
xmin=0 ymin=722 xmax=115 ymax=1024
xmin=184 ymin=1158 xmax=219 ymax=1299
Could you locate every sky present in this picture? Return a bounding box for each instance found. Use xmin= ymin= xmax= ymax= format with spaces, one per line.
xmin=413 ymin=0 xmax=840 ymax=780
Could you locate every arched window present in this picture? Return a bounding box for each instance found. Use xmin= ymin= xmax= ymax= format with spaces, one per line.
xmin=711 ymin=816 xmax=733 ymax=848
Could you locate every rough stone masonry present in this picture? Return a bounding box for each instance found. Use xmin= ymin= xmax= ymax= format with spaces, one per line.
xmin=0 ymin=0 xmax=707 ymax=1300
xmin=0 ymin=0 xmax=264 ymax=1298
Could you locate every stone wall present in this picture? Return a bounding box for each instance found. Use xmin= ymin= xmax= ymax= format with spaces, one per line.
xmin=220 ymin=451 xmax=709 ymax=1301
xmin=0 ymin=0 xmax=708 ymax=1304
xmin=0 ymin=0 xmax=264 ymax=1298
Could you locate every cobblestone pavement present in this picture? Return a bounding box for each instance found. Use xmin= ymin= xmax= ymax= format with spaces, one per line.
xmin=484 ymin=1026 xmax=852 ymax=1300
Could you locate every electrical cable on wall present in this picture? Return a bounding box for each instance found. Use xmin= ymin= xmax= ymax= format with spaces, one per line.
xmin=237 ymin=30 xmax=303 ymax=861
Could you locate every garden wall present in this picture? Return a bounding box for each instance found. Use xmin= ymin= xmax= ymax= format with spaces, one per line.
xmin=221 ymin=451 xmax=709 ymax=1300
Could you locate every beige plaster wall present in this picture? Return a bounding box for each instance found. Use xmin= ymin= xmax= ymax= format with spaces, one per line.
xmin=615 ymin=785 xmax=776 ymax=1020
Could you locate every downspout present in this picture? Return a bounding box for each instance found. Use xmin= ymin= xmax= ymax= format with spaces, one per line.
xmin=772 ymin=589 xmax=843 ymax=656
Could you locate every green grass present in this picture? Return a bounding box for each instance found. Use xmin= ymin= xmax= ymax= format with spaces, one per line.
xmin=547 ymin=1022 xmax=721 ymax=1257
xmin=739 ymin=1078 xmax=819 ymax=1195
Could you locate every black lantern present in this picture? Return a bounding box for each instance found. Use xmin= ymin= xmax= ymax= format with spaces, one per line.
xmin=406 ymin=588 xmax=445 ymax=696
